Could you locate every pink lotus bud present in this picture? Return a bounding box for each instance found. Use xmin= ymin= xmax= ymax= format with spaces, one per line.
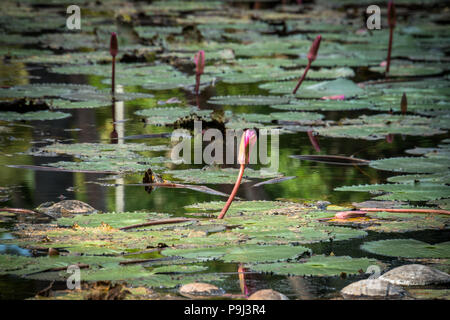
xmin=194 ymin=50 xmax=205 ymax=75
xmin=388 ymin=1 xmax=396 ymax=28
xmin=307 ymin=35 xmax=321 ymax=62
xmin=321 ymin=95 xmax=345 ymax=101
xmin=238 ymin=129 xmax=257 ymax=165
xmin=334 ymin=211 xmax=367 ymax=219
xmin=110 ymin=32 xmax=118 ymax=57
xmin=380 ymin=61 xmax=387 ymax=67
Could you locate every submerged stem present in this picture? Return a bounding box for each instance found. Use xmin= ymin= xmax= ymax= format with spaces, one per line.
xmin=218 ymin=164 xmax=245 ymax=219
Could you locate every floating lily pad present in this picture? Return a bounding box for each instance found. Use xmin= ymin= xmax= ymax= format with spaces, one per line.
xmin=316 ymin=125 xmax=444 ymax=140
xmin=165 ymin=168 xmax=283 ymax=184
xmin=260 ymin=79 xmax=365 ymax=98
xmin=335 ymin=183 xmax=450 ymax=201
xmin=163 ymin=244 xmax=310 ymax=263
xmin=135 ymin=107 xmax=212 ymax=125
xmin=248 ymin=255 xmax=380 ymax=276
xmin=0 ymin=111 xmax=71 ymax=121
xmin=0 ymin=83 xmax=153 ymax=102
xmin=208 ymin=95 xmax=291 ymax=106
xmin=271 ymin=99 xmax=371 ymax=111
xmin=361 ymin=239 xmax=450 ymax=259
xmin=370 ymin=157 xmax=449 ymax=174
xmin=57 ymin=211 xmax=171 ymax=229
xmin=370 ymin=65 xmax=443 ymax=77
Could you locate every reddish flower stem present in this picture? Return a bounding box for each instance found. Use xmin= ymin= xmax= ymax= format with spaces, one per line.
xmin=386 ymin=27 xmax=394 ymax=74
xmin=112 ymin=56 xmax=116 ymax=95
xmin=195 ymin=73 xmax=201 ymax=95
xmin=218 ymin=164 xmax=245 ymax=219
xmin=292 ymin=60 xmax=311 ymax=94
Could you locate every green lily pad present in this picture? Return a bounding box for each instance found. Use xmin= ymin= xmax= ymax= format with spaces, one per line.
xmin=316 ymin=125 xmax=445 ymax=140
xmin=335 ymin=183 xmax=450 ymax=201
xmin=165 ymin=168 xmax=283 ymax=184
xmin=370 ymin=157 xmax=450 ymax=174
xmin=248 ymin=255 xmax=380 ymax=276
xmin=57 ymin=211 xmax=171 ymax=229
xmin=163 ymin=244 xmax=310 ymax=263
xmin=271 ymin=100 xmax=371 ymax=111
xmin=208 ymin=95 xmax=291 ymax=106
xmin=151 ymin=264 xmax=208 ymax=274
xmin=0 ymin=111 xmax=71 ymax=121
xmin=135 ymin=106 xmax=212 ymax=125
xmin=260 ymin=79 xmax=365 ymax=98
xmin=361 ymin=239 xmax=450 ymax=258
xmin=370 ymin=64 xmax=443 ymax=77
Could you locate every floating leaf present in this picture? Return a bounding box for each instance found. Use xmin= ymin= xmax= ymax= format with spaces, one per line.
xmin=163 ymin=244 xmax=310 ymax=263
xmin=0 ymin=111 xmax=70 ymax=121
xmin=208 ymin=95 xmax=291 ymax=106
xmin=248 ymin=255 xmax=379 ymax=276
xmin=361 ymin=239 xmax=450 ymax=258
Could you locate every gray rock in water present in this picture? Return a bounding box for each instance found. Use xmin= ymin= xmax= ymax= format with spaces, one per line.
xmin=179 ymin=283 xmax=225 ymax=299
xmin=379 ymin=264 xmax=450 ymax=286
xmin=35 ymin=200 xmax=97 ymax=218
xmin=248 ymin=289 xmax=289 ymax=300
xmin=341 ymin=279 xmax=407 ymax=299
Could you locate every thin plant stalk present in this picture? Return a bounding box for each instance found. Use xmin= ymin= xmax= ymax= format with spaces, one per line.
xmin=292 ymin=60 xmax=311 ymax=94
xmin=218 ymin=129 xmax=256 ymax=219
xmin=386 ymin=27 xmax=394 ymax=74
xmin=110 ymin=32 xmax=118 ymax=95
xmin=217 ymin=164 xmax=245 ymax=219
xmin=111 ymin=56 xmax=116 ymax=95
xmin=386 ymin=1 xmax=396 ymax=75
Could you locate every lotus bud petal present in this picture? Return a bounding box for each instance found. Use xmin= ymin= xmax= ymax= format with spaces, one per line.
xmin=238 ymin=129 xmax=257 ymax=165
xmin=194 ymin=50 xmax=205 ymax=75
xmin=307 ymin=35 xmax=321 ymax=62
xmin=110 ymin=32 xmax=118 ymax=57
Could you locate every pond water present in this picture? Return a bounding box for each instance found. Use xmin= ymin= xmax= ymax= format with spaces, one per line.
xmin=0 ymin=0 xmax=449 ymax=300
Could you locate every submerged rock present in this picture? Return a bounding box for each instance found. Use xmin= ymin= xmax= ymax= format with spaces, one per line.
xmin=379 ymin=264 xmax=450 ymax=286
xmin=35 ymin=200 xmax=97 ymax=218
xmin=179 ymin=283 xmax=225 ymax=299
xmin=341 ymin=279 xmax=407 ymax=299
xmin=248 ymin=289 xmax=289 ymax=300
